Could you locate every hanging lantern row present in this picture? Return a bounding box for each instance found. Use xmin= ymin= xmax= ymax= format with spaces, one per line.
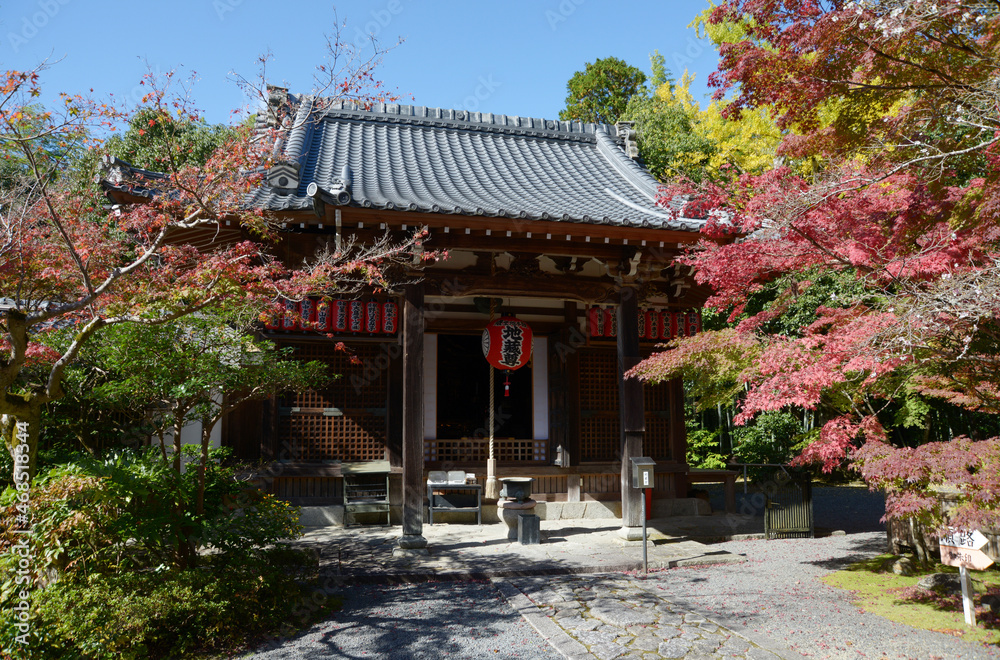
xmin=587 ymin=307 xmax=701 ymax=341
xmin=482 ymin=314 xmax=533 ymax=397
xmin=264 ymin=298 xmax=398 ymax=335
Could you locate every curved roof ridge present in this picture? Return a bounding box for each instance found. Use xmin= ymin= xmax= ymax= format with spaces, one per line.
xmin=282 ymin=96 xmax=316 ymax=162
xmin=593 ymin=127 xmax=660 ymax=202
xmin=319 ymin=99 xmax=609 ymax=141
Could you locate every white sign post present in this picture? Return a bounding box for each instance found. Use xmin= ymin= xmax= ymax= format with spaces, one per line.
xmin=939 ymin=529 xmax=995 ymax=626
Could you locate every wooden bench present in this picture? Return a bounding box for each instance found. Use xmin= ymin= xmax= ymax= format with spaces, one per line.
xmin=687 ymin=468 xmax=738 ymax=514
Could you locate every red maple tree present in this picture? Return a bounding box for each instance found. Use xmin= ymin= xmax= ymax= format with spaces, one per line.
xmin=0 ymin=55 xmax=420 ymax=477
xmin=633 ymin=0 xmax=1000 ymax=528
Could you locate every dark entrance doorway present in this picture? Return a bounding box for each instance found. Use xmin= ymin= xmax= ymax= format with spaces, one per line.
xmin=436 ymin=334 xmax=533 ymax=440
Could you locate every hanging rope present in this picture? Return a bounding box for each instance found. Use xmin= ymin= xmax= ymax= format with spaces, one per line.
xmin=488 ymin=297 xmax=496 ymax=470
xmin=485 ymin=253 xmax=500 ymax=501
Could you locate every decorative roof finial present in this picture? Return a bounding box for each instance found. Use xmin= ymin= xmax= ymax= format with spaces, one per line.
xmin=615 ymin=121 xmax=639 ymax=160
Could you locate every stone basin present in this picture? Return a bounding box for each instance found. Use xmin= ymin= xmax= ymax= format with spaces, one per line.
xmin=499 ymin=477 xmax=534 ymax=502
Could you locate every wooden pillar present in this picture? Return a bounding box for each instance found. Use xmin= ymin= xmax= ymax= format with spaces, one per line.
xmin=617 ymin=287 xmax=645 ymax=537
xmin=564 ymin=301 xmax=581 ymax=467
xmin=567 ymin=474 xmax=581 ymax=502
xmin=386 ymin=338 xmax=404 ymax=469
xmin=669 ymin=377 xmax=689 ymax=498
xmin=397 ymin=283 xmax=427 ymax=551
xmin=549 ymin=301 xmax=581 ymax=467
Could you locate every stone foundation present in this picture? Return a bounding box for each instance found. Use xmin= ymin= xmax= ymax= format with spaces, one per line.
xmin=297 ymin=497 xmax=711 ymax=527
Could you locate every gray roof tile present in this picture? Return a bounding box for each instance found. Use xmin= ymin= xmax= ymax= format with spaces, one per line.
xmin=251 ymin=97 xmax=704 ymax=231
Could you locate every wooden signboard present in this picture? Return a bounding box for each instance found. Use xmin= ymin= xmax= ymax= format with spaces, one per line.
xmin=939 ymin=528 xmax=995 ymax=626
xmin=940 ymin=529 xmax=994 ymax=571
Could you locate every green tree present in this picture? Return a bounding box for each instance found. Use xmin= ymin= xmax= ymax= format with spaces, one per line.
xmin=89 ymin=308 xmax=327 ymax=540
xmin=623 ymin=48 xmax=781 ymax=183
xmin=104 ymin=107 xmax=239 ymax=171
xmin=559 ymin=56 xmax=647 ymax=125
xmin=623 ymin=69 xmax=715 ymax=182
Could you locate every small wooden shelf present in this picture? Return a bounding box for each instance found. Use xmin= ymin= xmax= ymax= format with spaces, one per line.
xmin=427 ymin=483 xmax=482 ymax=525
xmin=343 ymin=461 xmax=390 ymax=526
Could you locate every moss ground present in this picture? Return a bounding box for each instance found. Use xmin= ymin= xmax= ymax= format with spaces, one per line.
xmin=821 ymin=554 xmax=1000 ymax=647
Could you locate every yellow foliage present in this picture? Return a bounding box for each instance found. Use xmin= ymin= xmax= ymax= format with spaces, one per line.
xmin=648 ymin=71 xmax=781 ymax=179
xmin=695 ymin=100 xmax=781 ymax=177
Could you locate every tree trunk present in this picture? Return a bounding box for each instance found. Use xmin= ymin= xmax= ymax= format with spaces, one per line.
xmin=172 ymin=415 xmax=184 ymax=474
xmin=170 ymin=411 xmax=189 ymax=568
xmin=2 ymin=400 xmax=42 ymax=481
xmin=197 ymin=421 xmax=212 ymax=516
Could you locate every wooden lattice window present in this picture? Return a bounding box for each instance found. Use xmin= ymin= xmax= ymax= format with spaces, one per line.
xmin=643 ymin=380 xmax=673 ymax=461
xmin=277 ymin=342 xmax=388 ymax=461
xmin=579 ymin=349 xmax=619 ymax=462
xmin=577 ymin=348 xmax=675 ymax=462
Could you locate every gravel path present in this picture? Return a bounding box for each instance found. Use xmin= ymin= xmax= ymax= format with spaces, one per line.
xmin=242 ymin=487 xmax=999 ymax=659
xmin=242 ymin=579 xmax=562 ymax=659
xmin=640 ymin=531 xmax=999 ymax=659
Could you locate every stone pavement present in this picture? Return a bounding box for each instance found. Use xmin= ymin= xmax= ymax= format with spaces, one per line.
xmin=498 ymin=575 xmax=794 ymax=660
xmin=291 ymin=515 xmax=806 ymax=658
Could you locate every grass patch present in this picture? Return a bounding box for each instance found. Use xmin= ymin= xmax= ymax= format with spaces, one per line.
xmin=821 ymin=554 xmax=1000 ymax=647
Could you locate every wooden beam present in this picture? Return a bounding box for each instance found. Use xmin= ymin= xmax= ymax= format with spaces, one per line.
xmin=399 ymin=283 xmax=427 ymax=550
xmin=424 ymin=231 xmax=662 ymax=260
xmin=279 ymin=207 xmax=705 ymax=248
xmin=424 ymin=318 xmax=565 ymax=335
xmin=617 ymin=287 xmax=645 ymax=533
xmin=421 ymin=271 xmax=617 ymax=304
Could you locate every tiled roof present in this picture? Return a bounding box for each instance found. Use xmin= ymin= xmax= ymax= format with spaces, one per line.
xmin=251 ymin=97 xmax=705 ymax=232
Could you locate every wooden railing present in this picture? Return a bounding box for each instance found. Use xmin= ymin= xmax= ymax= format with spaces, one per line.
xmin=423 ymin=438 xmax=548 ymax=463
xmin=260 ymin=458 xmax=689 ymax=505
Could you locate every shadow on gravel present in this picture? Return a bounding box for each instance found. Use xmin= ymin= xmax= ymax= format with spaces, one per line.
xmin=804 ymin=534 xmax=887 ymax=571
xmin=245 ymin=581 xmax=559 ymax=659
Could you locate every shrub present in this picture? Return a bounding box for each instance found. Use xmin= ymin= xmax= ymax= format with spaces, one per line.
xmin=0 ymin=448 xmax=302 ymax=579
xmin=1 ymin=548 xmax=322 ymax=660
xmin=733 ymin=410 xmax=804 ymax=465
xmin=686 ymin=427 xmax=728 ymax=470
xmin=0 ymin=449 xmax=311 ymax=658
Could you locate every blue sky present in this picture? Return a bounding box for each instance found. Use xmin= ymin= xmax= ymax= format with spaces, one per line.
xmin=2 ymin=0 xmax=721 ymax=125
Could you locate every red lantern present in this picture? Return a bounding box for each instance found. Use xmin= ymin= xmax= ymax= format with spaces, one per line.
xmin=482 ymin=315 xmax=533 ymax=397
xmin=315 ymin=299 xmax=332 ymax=332
xmin=300 ymin=298 xmax=316 ymax=330
xmin=382 ymin=301 xmax=398 ymax=334
xmin=588 ymin=307 xmax=604 ymax=337
xmin=604 ymin=308 xmax=617 ymax=337
xmin=687 ymin=311 xmax=701 ymax=336
xmin=262 ymin=301 xmax=282 ymax=330
xmin=282 ymin=299 xmax=299 ymax=331
xmin=348 ymin=300 xmax=364 ymax=333
xmin=659 ymin=310 xmax=672 ymax=339
xmin=333 ymin=300 xmax=348 ymax=332
xmin=674 ymin=311 xmax=687 ymax=337
xmin=365 ymin=301 xmax=381 ymax=334
xmin=647 ymin=310 xmax=659 ymax=340
xmin=637 ymin=309 xmax=647 ymax=339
